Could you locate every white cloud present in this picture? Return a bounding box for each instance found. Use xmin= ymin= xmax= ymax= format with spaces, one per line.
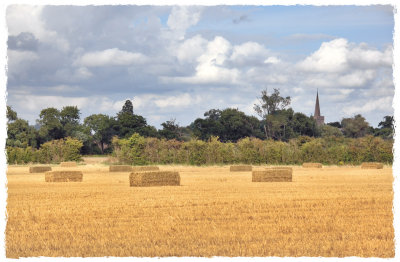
xmin=230 ymin=41 xmax=269 ymax=65
xmin=76 ymin=48 xmax=147 ymax=67
xmin=297 ymin=38 xmax=349 ymax=73
xmin=298 ymin=38 xmax=393 ymax=73
xmin=176 ymin=34 xmax=208 ymax=64
xmin=167 ymin=6 xmax=202 ymax=40
xmin=337 ymin=70 xmax=376 ymax=87
xmin=348 ymin=44 xmax=392 ymax=68
xmin=7 ymin=5 xmax=69 ymax=52
xmin=342 ymin=96 xmax=393 ymax=116
xmin=11 ymin=94 xmax=88 ymax=112
xmin=264 ymin=56 xmax=281 ymax=64
xmin=302 ymin=69 xmax=377 ymax=89
xmin=165 ymin=36 xmax=240 ymax=84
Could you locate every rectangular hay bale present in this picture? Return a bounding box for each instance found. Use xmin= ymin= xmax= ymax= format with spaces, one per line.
xmin=45 ymin=171 xmax=83 ymax=182
xmin=29 ymin=166 xmax=52 ymax=173
xmin=60 ymin=161 xmax=77 ymax=167
xmin=132 ymin=166 xmax=160 ymax=172
xmin=252 ymin=167 xmax=292 ymax=182
xmin=230 ymin=165 xmax=252 ymax=172
xmin=109 ymin=165 xmax=133 ymax=172
xmin=361 ymin=162 xmax=384 ymax=169
xmin=129 ymin=171 xmax=180 ymax=187
xmin=302 ymin=162 xmax=322 ymax=168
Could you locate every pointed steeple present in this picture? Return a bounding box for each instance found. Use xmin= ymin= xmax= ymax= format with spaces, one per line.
xmin=313 ymin=90 xmax=324 ymax=126
xmin=314 ymin=89 xmax=321 ymax=117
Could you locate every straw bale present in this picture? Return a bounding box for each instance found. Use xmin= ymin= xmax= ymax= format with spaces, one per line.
xmin=252 ymin=167 xmax=292 ymax=182
xmin=29 ymin=166 xmax=52 ymax=173
xmin=109 ymin=165 xmax=133 ymax=172
xmin=60 ymin=161 xmax=77 ymax=167
xmin=361 ymin=162 xmax=384 ymax=169
xmin=302 ymin=162 xmax=322 ymax=168
xmin=230 ymin=165 xmax=252 ymax=172
xmin=132 ymin=166 xmax=160 ymax=172
xmin=45 ymin=171 xmax=83 ymax=182
xmin=129 ymin=171 xmax=180 ymax=187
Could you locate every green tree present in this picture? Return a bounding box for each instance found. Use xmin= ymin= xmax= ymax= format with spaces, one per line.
xmin=7 ymin=105 xmax=17 ymax=122
xmin=7 ymin=119 xmax=38 ymax=148
xmin=84 ymin=114 xmax=116 ymax=154
xmin=115 ymin=100 xmax=157 ymax=138
xmin=121 ymin=99 xmax=134 ymax=114
xmin=341 ymin=114 xmax=371 ymax=138
xmin=191 ymin=108 xmax=263 ymax=142
xmin=254 ymin=88 xmax=291 ymax=139
xmin=60 ymin=106 xmax=81 ymax=137
xmin=37 ymin=107 xmax=63 ymax=142
xmin=159 ymin=119 xmax=183 ymax=141
xmin=374 ymin=115 xmax=394 ymax=139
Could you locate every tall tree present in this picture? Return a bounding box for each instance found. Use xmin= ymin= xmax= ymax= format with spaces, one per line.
xmin=116 ymin=99 xmax=155 ymax=138
xmin=37 ymin=107 xmax=63 ymax=142
xmin=60 ymin=106 xmax=81 ymax=137
xmin=254 ymin=88 xmax=291 ymax=139
xmin=84 ymin=114 xmax=116 ymax=154
xmin=121 ymin=99 xmax=134 ymax=115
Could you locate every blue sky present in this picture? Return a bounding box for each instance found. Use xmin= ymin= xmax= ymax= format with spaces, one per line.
xmin=6 ymin=5 xmax=395 ymax=128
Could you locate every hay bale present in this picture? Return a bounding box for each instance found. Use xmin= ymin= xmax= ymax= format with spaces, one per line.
xmin=129 ymin=171 xmax=180 ymax=187
xmin=109 ymin=165 xmax=133 ymax=172
xmin=45 ymin=171 xmax=83 ymax=182
xmin=132 ymin=166 xmax=160 ymax=172
xmin=302 ymin=162 xmax=322 ymax=168
xmin=29 ymin=166 xmax=52 ymax=173
xmin=361 ymin=162 xmax=384 ymax=169
xmin=230 ymin=165 xmax=252 ymax=172
xmin=60 ymin=161 xmax=77 ymax=167
xmin=252 ymin=167 xmax=292 ymax=182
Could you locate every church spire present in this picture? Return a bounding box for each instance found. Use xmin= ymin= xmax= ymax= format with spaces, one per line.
xmin=314 ymin=89 xmax=321 ymax=117
xmin=313 ymin=89 xmax=324 ymax=126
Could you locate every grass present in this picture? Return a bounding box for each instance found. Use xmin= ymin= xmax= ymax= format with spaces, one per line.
xmin=6 ymin=165 xmax=394 ymax=257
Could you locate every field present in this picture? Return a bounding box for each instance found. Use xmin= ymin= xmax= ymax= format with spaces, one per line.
xmin=6 ymin=161 xmax=394 ymax=258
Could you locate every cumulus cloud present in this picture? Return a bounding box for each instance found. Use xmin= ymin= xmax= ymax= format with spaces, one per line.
xmin=75 ymin=48 xmax=147 ymax=67
xmin=166 ymin=6 xmax=202 ymax=40
xmin=297 ymin=38 xmax=349 ymax=73
xmin=166 ymin=36 xmax=240 ymax=84
xmin=230 ymin=42 xmax=270 ymax=66
xmin=176 ymin=34 xmax=208 ymax=64
xmin=298 ymin=38 xmax=392 ymax=73
xmin=7 ymin=5 xmax=70 ymax=52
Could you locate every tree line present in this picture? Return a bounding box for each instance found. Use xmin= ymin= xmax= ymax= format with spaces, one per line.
xmin=6 ymin=89 xmax=394 ymax=160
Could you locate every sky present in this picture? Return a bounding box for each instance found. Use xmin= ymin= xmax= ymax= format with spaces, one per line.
xmin=5 ymin=4 xmax=395 ymax=128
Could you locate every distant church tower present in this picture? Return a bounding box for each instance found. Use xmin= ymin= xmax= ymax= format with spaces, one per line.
xmin=313 ymin=90 xmax=324 ymax=126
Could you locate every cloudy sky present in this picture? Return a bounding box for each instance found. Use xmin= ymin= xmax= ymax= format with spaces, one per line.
xmin=6 ymin=4 xmax=395 ymax=128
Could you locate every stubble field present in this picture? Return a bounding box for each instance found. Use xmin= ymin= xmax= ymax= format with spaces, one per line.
xmin=6 ymin=162 xmax=394 ymax=258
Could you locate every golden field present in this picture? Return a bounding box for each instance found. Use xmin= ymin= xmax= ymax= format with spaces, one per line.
xmin=6 ymin=162 xmax=394 ymax=258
